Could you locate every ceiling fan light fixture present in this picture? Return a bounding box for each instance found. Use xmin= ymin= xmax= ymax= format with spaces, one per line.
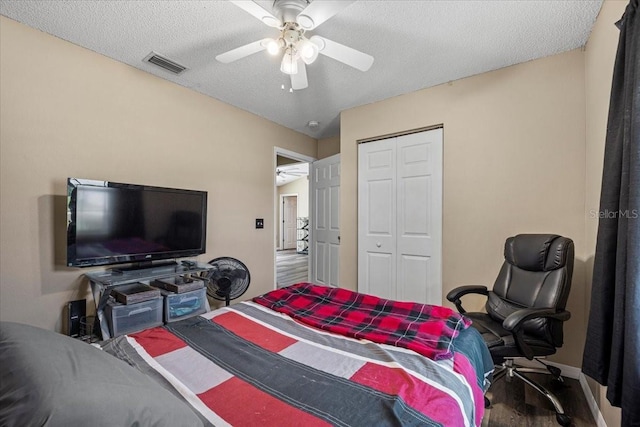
xmin=309 ymin=35 xmax=325 ymax=52
xmin=221 ymin=0 xmax=375 ymax=87
xmin=296 ymin=14 xmax=314 ymax=30
xmin=297 ymin=38 xmax=319 ymax=64
xmin=266 ymin=38 xmax=284 ymax=55
xmin=280 ymin=47 xmax=298 ymax=75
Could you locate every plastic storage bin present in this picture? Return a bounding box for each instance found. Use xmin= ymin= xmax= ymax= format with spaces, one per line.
xmin=164 ymin=288 xmax=209 ymax=323
xmin=105 ymin=297 xmax=163 ymax=337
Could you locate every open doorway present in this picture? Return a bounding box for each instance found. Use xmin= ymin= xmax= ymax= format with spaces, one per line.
xmin=280 ymin=194 xmax=298 ymax=250
xmin=275 ymin=150 xmax=313 ymax=288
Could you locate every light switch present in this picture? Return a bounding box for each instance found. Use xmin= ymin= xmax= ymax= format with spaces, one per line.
xmin=256 ymin=218 xmax=264 ymax=229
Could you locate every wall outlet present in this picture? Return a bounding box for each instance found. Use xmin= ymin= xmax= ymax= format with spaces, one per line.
xmin=256 ymin=218 xmax=264 ymax=229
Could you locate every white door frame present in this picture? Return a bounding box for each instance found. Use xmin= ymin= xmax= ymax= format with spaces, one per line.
xmin=274 ymin=147 xmax=316 ymax=289
xmin=279 ymin=193 xmax=298 ymax=250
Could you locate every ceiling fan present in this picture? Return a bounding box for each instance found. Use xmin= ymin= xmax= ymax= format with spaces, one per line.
xmin=216 ymin=0 xmax=374 ymax=90
xmin=276 ymin=162 xmax=309 ymax=185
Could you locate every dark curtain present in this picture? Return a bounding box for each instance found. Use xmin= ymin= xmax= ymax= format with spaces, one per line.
xmin=582 ymin=1 xmax=640 ymax=426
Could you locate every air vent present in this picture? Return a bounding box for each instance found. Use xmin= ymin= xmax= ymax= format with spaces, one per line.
xmin=143 ymin=52 xmax=188 ymax=75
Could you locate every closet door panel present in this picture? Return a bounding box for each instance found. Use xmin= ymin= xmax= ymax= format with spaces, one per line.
xmin=358 ymin=139 xmax=396 ymax=297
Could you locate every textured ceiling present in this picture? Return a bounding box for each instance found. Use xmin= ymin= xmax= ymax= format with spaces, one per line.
xmin=0 ymin=0 xmax=603 ymax=139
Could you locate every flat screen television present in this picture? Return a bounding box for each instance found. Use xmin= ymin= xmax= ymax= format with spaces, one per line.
xmin=67 ymin=178 xmax=207 ymax=268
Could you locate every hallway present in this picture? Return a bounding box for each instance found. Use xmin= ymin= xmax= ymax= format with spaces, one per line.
xmin=276 ymin=249 xmax=308 ymax=288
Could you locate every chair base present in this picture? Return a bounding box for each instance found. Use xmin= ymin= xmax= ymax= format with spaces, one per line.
xmin=487 ymin=358 xmax=571 ymax=426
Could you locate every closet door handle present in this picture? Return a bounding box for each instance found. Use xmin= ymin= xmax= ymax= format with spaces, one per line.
xmin=376 ymin=242 xmax=382 ymax=248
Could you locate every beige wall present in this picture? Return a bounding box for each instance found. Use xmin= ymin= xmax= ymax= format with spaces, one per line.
xmin=318 ymin=135 xmax=340 ymax=159
xmin=341 ymin=49 xmax=587 ymax=367
xmin=0 ymin=17 xmax=316 ymax=332
xmin=584 ymin=0 xmax=627 ymax=425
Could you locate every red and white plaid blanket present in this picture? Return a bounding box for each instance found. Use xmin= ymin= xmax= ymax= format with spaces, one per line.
xmin=253 ymin=283 xmax=472 ymax=360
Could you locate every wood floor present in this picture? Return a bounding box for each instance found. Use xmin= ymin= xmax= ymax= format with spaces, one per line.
xmin=483 ymin=372 xmax=596 ymax=427
xmin=276 ymin=249 xmax=308 ymax=288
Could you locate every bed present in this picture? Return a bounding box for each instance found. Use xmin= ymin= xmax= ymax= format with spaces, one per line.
xmin=0 ymin=283 xmax=493 ymax=427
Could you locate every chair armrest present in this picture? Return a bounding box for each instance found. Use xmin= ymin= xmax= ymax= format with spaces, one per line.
xmin=502 ymin=308 xmax=571 ymax=331
xmin=446 ymin=285 xmax=488 ymax=314
xmin=502 ymin=308 xmax=571 ymax=359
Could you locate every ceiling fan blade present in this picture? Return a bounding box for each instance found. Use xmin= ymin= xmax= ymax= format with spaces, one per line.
xmin=228 ymin=1 xmax=282 ymax=28
xmin=296 ymin=0 xmax=357 ymax=30
xmin=216 ymin=38 xmax=270 ymax=63
xmin=310 ymin=36 xmax=374 ymax=72
xmin=290 ymin=60 xmax=308 ymax=90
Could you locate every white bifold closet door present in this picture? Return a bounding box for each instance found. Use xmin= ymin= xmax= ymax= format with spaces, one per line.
xmin=358 ymin=128 xmax=443 ymax=305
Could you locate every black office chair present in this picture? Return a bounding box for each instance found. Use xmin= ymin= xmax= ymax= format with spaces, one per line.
xmin=447 ymin=234 xmax=574 ymax=426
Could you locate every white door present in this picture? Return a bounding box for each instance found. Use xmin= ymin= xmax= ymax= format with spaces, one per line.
xmin=358 ymin=138 xmax=397 ymax=298
xmin=358 ymin=129 xmax=443 ymax=304
xmin=310 ymin=154 xmax=340 ymax=287
xmin=282 ymin=196 xmax=297 ymax=249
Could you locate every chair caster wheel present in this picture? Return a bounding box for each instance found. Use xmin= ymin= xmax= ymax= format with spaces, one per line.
xmin=556 ymin=413 xmax=571 ymax=426
xmin=547 ymin=365 xmax=564 ymax=383
xmin=547 ymin=365 xmax=562 ymax=378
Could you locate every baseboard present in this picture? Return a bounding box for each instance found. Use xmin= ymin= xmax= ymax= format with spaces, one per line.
xmin=578 ymin=372 xmax=608 ymax=427
xmin=510 ymin=358 xmax=606 ymax=426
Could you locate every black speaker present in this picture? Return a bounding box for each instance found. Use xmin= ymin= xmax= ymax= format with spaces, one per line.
xmin=67 ymin=299 xmax=86 ymax=337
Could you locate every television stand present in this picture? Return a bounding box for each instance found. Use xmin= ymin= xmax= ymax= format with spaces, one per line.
xmin=86 ymin=262 xmax=212 ymax=339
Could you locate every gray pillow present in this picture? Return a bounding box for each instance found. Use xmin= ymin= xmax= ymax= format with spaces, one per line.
xmin=0 ymin=321 xmax=204 ymax=427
